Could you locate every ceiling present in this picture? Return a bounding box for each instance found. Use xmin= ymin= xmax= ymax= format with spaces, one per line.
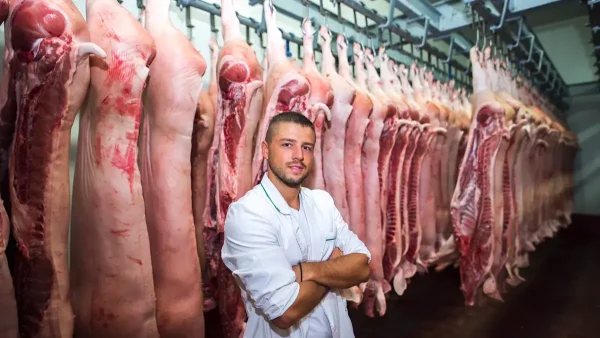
xmin=337 ymin=0 xmax=593 ymax=86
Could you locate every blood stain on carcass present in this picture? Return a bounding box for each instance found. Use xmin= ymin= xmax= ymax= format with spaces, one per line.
xmin=127 ymin=256 xmax=143 ymax=266
xmin=106 ymin=30 xmax=121 ymax=42
xmin=95 ymin=133 xmax=103 ymax=166
xmin=107 ymin=53 xmax=135 ymax=86
xmin=222 ymin=88 xmax=245 ymax=171
xmin=110 ymin=140 xmax=136 ymax=193
xmin=110 ymin=229 xmax=129 ymax=237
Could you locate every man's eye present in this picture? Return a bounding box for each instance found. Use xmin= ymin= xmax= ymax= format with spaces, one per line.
xmin=303 ymin=146 xmax=313 ymax=152
xmin=283 ymin=143 xmax=291 ymax=147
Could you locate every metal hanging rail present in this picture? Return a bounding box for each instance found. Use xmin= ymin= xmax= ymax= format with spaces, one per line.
xmin=248 ymin=0 xmax=470 ymax=86
xmin=436 ymin=0 xmax=563 ymax=32
xmin=378 ymin=0 xmax=473 ymax=55
xmin=353 ymin=0 xmax=568 ymax=110
xmin=373 ymin=0 xmax=476 ymax=86
xmin=463 ymin=0 xmax=568 ymax=111
xmin=335 ymin=0 xmax=471 ymax=74
xmin=174 ymin=0 xmax=472 ymax=87
xmin=175 ymin=0 xmax=569 ymax=109
xmin=176 ymin=0 xmax=303 ymax=45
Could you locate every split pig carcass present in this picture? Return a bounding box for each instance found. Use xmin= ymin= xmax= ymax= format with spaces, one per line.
xmin=141 ymin=0 xmax=206 ymax=335
xmin=6 ymin=0 xmax=105 ymax=337
xmin=193 ymin=38 xmax=219 ymax=312
xmin=215 ymin=0 xmax=265 ymax=336
xmin=70 ymin=0 xmax=158 ymax=336
xmin=450 ymin=46 xmax=577 ymax=306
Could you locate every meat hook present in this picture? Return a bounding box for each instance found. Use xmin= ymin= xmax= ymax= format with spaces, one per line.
xmin=481 ymin=20 xmax=487 ymax=50
xmin=520 ymin=35 xmax=535 ymax=64
xmin=507 ymin=17 xmax=524 ymax=50
xmin=490 ymin=0 xmax=508 ymax=31
xmin=300 ymin=1 xmax=312 ymax=39
xmin=256 ymin=7 xmax=267 ymax=36
xmin=303 ymin=0 xmax=310 ymax=19
xmin=185 ymin=6 xmax=194 ymax=41
xmin=534 ymin=49 xmax=544 ymax=74
xmin=490 ymin=31 xmax=497 ymax=58
xmin=301 ymin=17 xmax=309 ymax=36
xmin=246 ymin=25 xmax=253 ymax=46
xmin=416 ymin=17 xmax=429 ymax=49
xmin=379 ymin=0 xmax=397 ymax=30
xmin=442 ymin=37 xmax=454 ymax=64
xmin=209 ymin=13 xmax=219 ymax=41
xmin=318 ymin=0 xmax=329 ymax=29
xmin=336 ymin=0 xmax=347 ymax=40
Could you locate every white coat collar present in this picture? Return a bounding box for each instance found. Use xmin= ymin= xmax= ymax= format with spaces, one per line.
xmin=259 ymin=173 xmax=293 ymax=215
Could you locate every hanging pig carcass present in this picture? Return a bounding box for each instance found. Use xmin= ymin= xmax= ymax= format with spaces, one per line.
xmin=141 ymin=0 xmax=206 ymax=335
xmin=70 ymin=0 xmax=159 ymax=336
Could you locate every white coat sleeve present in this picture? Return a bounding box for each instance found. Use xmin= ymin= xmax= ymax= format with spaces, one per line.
xmin=221 ymin=201 xmax=300 ymax=321
xmin=327 ymin=193 xmax=371 ymax=262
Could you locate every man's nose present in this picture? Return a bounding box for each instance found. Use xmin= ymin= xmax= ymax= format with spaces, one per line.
xmin=292 ymin=145 xmax=304 ymax=160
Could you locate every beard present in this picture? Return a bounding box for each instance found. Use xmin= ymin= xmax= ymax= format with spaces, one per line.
xmin=268 ymin=159 xmax=311 ymax=188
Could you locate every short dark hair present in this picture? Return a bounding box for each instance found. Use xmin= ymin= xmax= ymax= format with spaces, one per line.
xmin=265 ymin=111 xmax=315 ymax=143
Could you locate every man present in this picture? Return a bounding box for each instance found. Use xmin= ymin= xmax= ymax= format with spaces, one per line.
xmin=221 ymin=111 xmax=371 ymax=337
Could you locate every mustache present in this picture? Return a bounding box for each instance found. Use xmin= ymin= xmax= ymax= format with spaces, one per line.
xmin=287 ymin=161 xmax=306 ymax=169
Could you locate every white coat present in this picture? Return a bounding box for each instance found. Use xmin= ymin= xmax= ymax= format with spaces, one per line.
xmin=221 ymin=173 xmax=371 ymax=338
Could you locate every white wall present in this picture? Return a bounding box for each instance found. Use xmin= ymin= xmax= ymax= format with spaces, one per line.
xmin=534 ymin=15 xmax=598 ymax=85
xmin=534 ymin=14 xmax=600 ymax=215
xmin=566 ymin=93 xmax=600 ymax=215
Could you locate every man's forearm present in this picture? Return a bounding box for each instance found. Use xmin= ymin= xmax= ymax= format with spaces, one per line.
xmin=302 ymin=253 xmax=369 ymax=289
xmin=272 ymin=281 xmax=328 ymax=329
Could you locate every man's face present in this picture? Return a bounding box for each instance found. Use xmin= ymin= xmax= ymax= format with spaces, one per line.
xmin=262 ymin=122 xmax=315 ymax=188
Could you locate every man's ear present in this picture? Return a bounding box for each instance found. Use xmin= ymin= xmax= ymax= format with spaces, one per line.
xmin=261 ymin=140 xmax=269 ymax=160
